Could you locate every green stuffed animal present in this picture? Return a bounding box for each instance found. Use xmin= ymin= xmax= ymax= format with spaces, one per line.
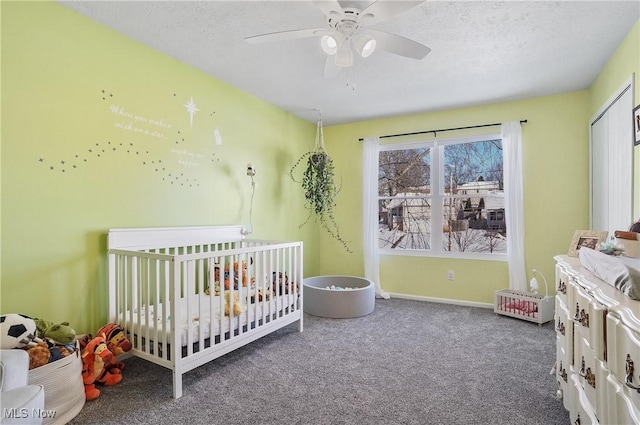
xmin=35 ymin=318 xmax=76 ymax=344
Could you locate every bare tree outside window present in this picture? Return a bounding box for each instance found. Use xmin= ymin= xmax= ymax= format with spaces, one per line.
xmin=378 ymin=139 xmax=506 ymax=254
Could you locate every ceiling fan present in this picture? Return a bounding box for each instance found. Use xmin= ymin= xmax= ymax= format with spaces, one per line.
xmin=245 ymin=1 xmax=431 ymax=76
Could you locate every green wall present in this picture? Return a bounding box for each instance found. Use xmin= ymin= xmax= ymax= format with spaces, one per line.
xmin=1 ymin=1 xmax=318 ymax=333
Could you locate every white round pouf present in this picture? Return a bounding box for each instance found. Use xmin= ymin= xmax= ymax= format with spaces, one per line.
xmin=303 ymin=275 xmax=375 ymax=318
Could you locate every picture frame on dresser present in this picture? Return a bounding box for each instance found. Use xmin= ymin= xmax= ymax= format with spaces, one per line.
xmin=634 ymin=104 xmax=640 ymax=145
xmin=567 ymin=229 xmax=608 ymax=257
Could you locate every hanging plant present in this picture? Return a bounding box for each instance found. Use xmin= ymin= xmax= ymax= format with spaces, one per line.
xmin=290 ymin=115 xmax=352 ymax=253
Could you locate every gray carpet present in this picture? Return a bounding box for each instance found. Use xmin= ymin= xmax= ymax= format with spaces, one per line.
xmin=69 ymin=298 xmax=568 ymax=425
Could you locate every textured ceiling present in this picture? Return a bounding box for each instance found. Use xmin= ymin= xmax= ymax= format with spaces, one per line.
xmin=59 ymin=1 xmax=640 ymax=125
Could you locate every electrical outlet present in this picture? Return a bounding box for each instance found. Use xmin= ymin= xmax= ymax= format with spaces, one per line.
xmin=447 ymin=270 xmax=455 ymax=280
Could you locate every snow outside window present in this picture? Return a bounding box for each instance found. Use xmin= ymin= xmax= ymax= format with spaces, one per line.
xmin=377 ymin=134 xmax=507 ymax=259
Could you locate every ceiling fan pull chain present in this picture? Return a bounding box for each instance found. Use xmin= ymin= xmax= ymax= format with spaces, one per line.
xmin=345 ymin=68 xmax=357 ymax=91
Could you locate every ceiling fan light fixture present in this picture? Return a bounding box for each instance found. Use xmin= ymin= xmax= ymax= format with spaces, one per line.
xmin=320 ymin=35 xmax=338 ymax=55
xmin=354 ymin=35 xmax=376 ymax=57
xmin=335 ymin=43 xmax=353 ymax=67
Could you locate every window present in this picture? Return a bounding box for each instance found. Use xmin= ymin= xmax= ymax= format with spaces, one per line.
xmin=377 ymin=134 xmax=507 ymax=258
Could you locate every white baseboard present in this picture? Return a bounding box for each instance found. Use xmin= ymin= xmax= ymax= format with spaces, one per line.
xmin=387 ymin=292 xmax=493 ymax=309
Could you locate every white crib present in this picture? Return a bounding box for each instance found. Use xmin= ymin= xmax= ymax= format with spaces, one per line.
xmin=107 ymin=225 xmax=303 ymax=398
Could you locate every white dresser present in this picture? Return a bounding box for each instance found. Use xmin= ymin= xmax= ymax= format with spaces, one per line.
xmin=555 ymin=255 xmax=640 ymax=424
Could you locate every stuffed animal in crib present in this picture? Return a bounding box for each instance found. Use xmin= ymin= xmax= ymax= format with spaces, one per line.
xmin=205 ymin=265 xmax=222 ymax=295
xmin=272 ymin=272 xmax=298 ymax=295
xmin=224 ymin=291 xmax=243 ymax=316
xmin=96 ymin=323 xmax=132 ymax=374
xmin=35 ymin=317 xmax=76 ymax=344
xmin=81 ymin=334 xmax=122 ymax=401
xmin=0 ymin=313 xmax=44 ymax=349
xmin=224 ymin=261 xmax=250 ymax=290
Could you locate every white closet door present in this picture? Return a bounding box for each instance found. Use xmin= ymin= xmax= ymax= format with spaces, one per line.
xmin=590 ymin=79 xmax=633 ymax=237
xmin=591 ymin=116 xmax=608 ymax=231
xmin=609 ymin=89 xmax=633 ymax=233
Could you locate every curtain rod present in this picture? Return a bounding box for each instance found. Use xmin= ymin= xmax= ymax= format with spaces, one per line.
xmin=358 ymin=119 xmax=528 ymax=141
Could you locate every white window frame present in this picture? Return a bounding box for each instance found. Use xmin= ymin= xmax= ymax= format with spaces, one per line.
xmin=378 ymin=133 xmax=508 ymax=261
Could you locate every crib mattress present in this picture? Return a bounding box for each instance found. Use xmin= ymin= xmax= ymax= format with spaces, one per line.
xmin=126 ymin=290 xmax=297 ymax=347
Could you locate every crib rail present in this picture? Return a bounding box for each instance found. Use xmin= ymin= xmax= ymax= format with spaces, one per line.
xmin=108 ymin=236 xmax=303 ymax=396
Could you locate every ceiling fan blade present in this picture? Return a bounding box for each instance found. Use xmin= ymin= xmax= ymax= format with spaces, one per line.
xmin=313 ymin=0 xmax=344 ymax=19
xmin=360 ymin=1 xmax=424 ymax=26
xmin=368 ymin=29 xmax=431 ymax=60
xmin=323 ymin=55 xmax=341 ymax=78
xmin=245 ymin=28 xmax=328 ymax=44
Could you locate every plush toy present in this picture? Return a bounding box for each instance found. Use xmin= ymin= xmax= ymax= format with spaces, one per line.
xmin=224 ymin=291 xmax=243 ymax=316
xmin=48 ymin=345 xmax=72 ymax=362
xmin=25 ymin=340 xmax=73 ymax=370
xmin=96 ymin=323 xmax=132 ymax=373
xmin=272 ymin=272 xmax=298 ymax=295
xmin=35 ymin=318 xmax=76 ymax=344
xmin=0 ymin=313 xmax=44 ymax=349
xmin=81 ymin=334 xmax=121 ymax=401
xmin=205 ymin=265 xmax=222 ymax=295
xmin=26 ymin=342 xmax=51 ymax=369
xmin=250 ymin=289 xmax=270 ymax=303
xmin=224 ymin=261 xmax=242 ymax=290
xmin=224 ymin=260 xmax=253 ymax=290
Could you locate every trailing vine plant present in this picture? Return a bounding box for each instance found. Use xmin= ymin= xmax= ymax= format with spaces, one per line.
xmin=290 ymin=114 xmax=352 ymax=253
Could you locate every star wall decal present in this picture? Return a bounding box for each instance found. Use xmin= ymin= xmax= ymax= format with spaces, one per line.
xmin=183 ymin=96 xmax=199 ymax=128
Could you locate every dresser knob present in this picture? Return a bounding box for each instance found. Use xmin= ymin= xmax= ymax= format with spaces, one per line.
xmin=585 ymin=368 xmax=596 ymax=388
xmin=578 ymin=356 xmax=587 ymax=376
xmin=558 ymin=361 xmax=567 ymax=383
xmin=557 ymin=279 xmax=566 ymax=294
xmin=573 ymin=304 xmax=589 ymax=327
xmin=625 ymin=354 xmax=640 ymax=392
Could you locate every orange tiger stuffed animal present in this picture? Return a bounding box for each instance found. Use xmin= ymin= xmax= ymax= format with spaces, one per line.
xmin=81 ymin=334 xmax=121 ymax=401
xmin=97 ymin=323 xmax=132 ymax=374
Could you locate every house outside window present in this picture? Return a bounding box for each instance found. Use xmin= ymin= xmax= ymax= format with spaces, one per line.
xmin=377 ymin=134 xmax=507 ymax=259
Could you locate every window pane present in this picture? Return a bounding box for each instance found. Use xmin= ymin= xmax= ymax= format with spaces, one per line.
xmin=444 ymin=140 xmax=503 ymax=194
xmin=379 ymin=148 xmax=430 ymax=197
xmin=378 ymin=198 xmax=431 ymax=249
xmin=441 ymin=197 xmax=506 ymax=253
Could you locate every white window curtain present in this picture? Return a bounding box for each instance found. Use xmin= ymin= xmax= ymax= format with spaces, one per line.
xmin=363 ymin=137 xmax=390 ymax=299
xmin=501 ymin=121 xmax=526 ymax=291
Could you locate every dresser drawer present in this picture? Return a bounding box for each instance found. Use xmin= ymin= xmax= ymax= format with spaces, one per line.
xmin=556 ymin=296 xmax=573 ymax=362
xmin=606 ymin=312 xmax=640 ymax=407
xmin=556 ymin=344 xmax=571 ymax=411
xmin=576 ymin=335 xmax=608 ymax=422
xmin=571 ymin=282 xmax=607 ymax=360
xmin=562 ymin=365 xmax=577 ymax=413
xmin=570 ymin=374 xmax=599 ymax=425
xmin=606 ymin=374 xmax=640 ymax=425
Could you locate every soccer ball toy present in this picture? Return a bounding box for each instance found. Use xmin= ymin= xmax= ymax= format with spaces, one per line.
xmin=0 ymin=313 xmax=42 ymax=349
